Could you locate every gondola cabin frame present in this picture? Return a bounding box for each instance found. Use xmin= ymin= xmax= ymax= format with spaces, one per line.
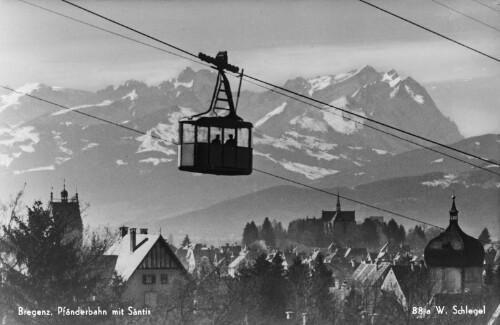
xmin=178 ymin=118 xmax=253 ymax=175
xmin=177 ymin=51 xmax=253 ymax=176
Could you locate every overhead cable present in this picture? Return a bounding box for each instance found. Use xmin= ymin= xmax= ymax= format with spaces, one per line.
xmin=13 ymin=0 xmax=500 ymax=170
xmin=431 ymin=0 xmax=500 ymax=33
xmin=357 ymin=0 xmax=500 ymax=63
xmin=0 ymin=84 xmax=449 ymax=231
xmin=57 ymin=0 xmax=500 ymax=167
xmin=473 ymin=0 xmax=500 ymax=14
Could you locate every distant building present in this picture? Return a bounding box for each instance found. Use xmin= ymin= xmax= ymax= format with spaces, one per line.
xmin=44 ymin=184 xmax=83 ymax=245
xmin=322 ymin=193 xmax=356 ymax=244
xmin=105 ymin=227 xmax=186 ymax=308
xmin=369 ymin=216 xmax=384 ymax=223
xmin=424 ymin=196 xmax=484 ymax=294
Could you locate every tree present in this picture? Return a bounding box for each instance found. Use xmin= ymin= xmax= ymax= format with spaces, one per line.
xmin=242 ymin=221 xmax=259 ymax=246
xmin=272 ymin=220 xmax=287 ymax=247
xmin=407 ymin=225 xmax=427 ymax=250
xmin=397 ymin=224 xmax=406 ymax=244
xmin=414 ymin=225 xmax=426 ymax=240
xmin=0 ymin=196 xmax=123 ymax=325
xmin=478 ymin=227 xmax=491 ymax=244
xmin=360 ymin=218 xmax=379 ymax=248
xmin=385 ymin=218 xmax=400 ymax=244
xmin=310 ymin=253 xmax=334 ymax=323
xmin=286 ymin=253 xmax=334 ymax=324
xmin=260 ymin=218 xmax=276 ymax=249
xmin=181 ymin=234 xmax=191 ymax=247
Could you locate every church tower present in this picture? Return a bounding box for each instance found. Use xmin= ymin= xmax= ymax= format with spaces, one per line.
xmin=49 ymin=182 xmax=83 ymax=245
xmin=424 ymin=196 xmax=484 ymax=294
xmin=322 ymin=192 xmax=356 ymax=245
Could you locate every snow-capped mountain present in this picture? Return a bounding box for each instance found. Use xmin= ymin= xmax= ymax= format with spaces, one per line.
xmin=1 ymin=65 xmax=496 ymax=241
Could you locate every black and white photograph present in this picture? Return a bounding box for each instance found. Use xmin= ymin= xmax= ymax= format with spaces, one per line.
xmin=1 ymin=0 xmax=499 ymax=324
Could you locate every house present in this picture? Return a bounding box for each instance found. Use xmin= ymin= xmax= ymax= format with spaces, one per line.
xmin=228 ymin=249 xmax=249 ymax=278
xmin=380 ymin=264 xmax=427 ymax=310
xmin=105 ymin=227 xmax=186 ymax=308
xmin=352 ymin=262 xmax=393 ymax=314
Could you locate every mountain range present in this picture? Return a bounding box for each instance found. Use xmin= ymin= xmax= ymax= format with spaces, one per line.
xmin=0 ymin=65 xmax=497 ymax=243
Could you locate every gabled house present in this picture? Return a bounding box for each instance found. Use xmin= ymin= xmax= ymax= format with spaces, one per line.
xmin=105 ymin=227 xmax=186 ymax=308
xmin=380 ymin=264 xmax=427 ymax=310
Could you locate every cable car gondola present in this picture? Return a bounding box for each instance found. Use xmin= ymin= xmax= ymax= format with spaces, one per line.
xmin=178 ymin=51 xmax=253 ymax=175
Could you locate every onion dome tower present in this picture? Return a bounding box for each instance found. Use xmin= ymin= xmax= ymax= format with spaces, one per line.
xmin=424 ymin=196 xmax=485 ymax=294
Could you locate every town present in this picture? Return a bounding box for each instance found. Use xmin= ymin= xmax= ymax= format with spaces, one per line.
xmin=1 ymin=186 xmax=498 ymax=325
xmin=1 ymin=1 xmax=499 ymax=325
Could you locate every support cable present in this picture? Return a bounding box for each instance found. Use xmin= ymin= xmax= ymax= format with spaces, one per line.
xmin=12 ymin=0 xmax=500 ymax=169
xmin=357 ymin=0 xmax=500 ymax=63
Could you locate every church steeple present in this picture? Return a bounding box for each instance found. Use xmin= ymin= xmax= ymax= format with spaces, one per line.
xmin=449 ymin=195 xmax=458 ymax=222
xmin=336 ymin=191 xmax=341 ymax=212
xmin=61 ymin=179 xmax=68 ymax=203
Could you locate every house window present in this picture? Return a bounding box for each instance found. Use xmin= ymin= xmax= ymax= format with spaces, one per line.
xmin=144 ymin=292 xmax=157 ymax=307
xmin=142 ymin=274 xmax=156 ymax=285
xmin=161 ymin=274 xmax=168 ymax=284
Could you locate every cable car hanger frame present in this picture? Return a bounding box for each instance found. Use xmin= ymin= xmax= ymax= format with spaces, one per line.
xmin=177 ymin=51 xmax=253 ymax=176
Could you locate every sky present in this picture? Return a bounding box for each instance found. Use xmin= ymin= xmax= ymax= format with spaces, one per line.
xmin=1 ymin=0 xmax=499 ymax=137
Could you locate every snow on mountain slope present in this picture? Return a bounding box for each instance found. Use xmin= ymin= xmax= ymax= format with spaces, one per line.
xmin=308 ymin=76 xmax=331 ymax=96
xmin=255 ymin=102 xmax=287 ymax=127
xmin=422 ymin=173 xmax=458 ymax=188
xmin=136 ymin=106 xmax=195 ymax=156
xmin=289 ymin=114 xmax=328 ymax=133
xmin=122 ymin=89 xmax=138 ymax=101
xmin=0 ymin=125 xmax=39 ymax=167
xmin=404 ymin=85 xmax=424 ymax=104
xmin=51 ymin=99 xmax=114 ymax=116
xmin=174 ymin=79 xmax=194 ymax=89
xmin=0 ymin=83 xmax=40 ymax=112
xmin=279 ymin=160 xmax=339 ymax=180
xmin=322 ymin=97 xmax=365 ymax=135
xmin=0 ymin=65 xmax=466 ymax=187
xmin=381 ymin=70 xmax=401 ymax=87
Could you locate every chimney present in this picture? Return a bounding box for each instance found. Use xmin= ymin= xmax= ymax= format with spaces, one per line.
xmin=130 ymin=228 xmax=137 ymax=252
xmin=119 ymin=226 xmax=129 ymax=238
xmin=140 ymin=228 xmax=148 ymax=235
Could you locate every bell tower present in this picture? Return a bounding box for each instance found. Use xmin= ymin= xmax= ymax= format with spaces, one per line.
xmin=49 ymin=181 xmax=83 ymax=245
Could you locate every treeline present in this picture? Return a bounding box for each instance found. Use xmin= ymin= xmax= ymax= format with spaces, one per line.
xmin=150 ymin=252 xmax=339 ymax=325
xmin=242 ymin=216 xmax=458 ymax=251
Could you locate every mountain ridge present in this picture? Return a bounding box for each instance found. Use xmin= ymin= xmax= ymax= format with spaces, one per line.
xmin=1 ymin=65 xmax=493 ymax=244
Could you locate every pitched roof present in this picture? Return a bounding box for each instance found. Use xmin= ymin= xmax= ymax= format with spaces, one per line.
xmin=322 ymin=210 xmax=356 ymax=223
xmin=105 ymin=234 xmax=183 ymax=281
xmin=353 ymin=262 xmax=392 ymax=286
xmin=228 ymin=252 xmax=248 ymax=269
